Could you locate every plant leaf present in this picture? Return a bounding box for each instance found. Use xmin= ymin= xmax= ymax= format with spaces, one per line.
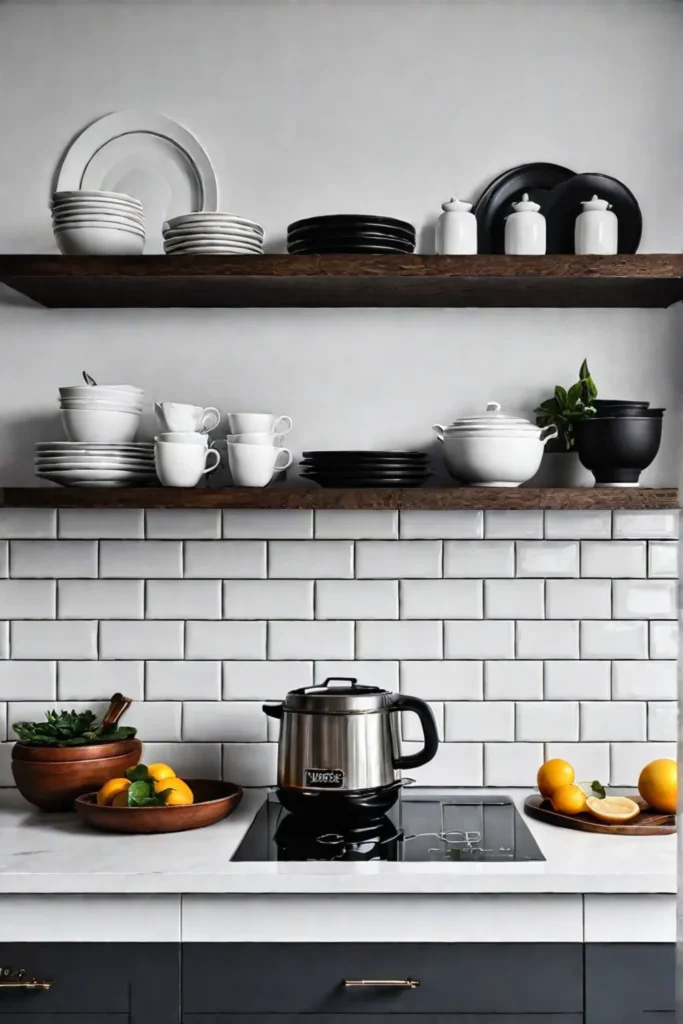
xmin=579 ymin=359 xmax=590 ymax=380
xmin=590 ymin=780 xmax=606 ymax=800
xmin=554 ymin=385 xmax=568 ymax=406
xmin=126 ymin=763 xmax=149 ymax=783
xmin=128 ymin=780 xmax=153 ymax=806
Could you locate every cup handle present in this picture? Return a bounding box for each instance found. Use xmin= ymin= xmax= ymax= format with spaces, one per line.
xmin=203 ymin=448 xmax=221 ymax=475
xmin=432 ymin=424 xmax=446 ymax=442
xmin=540 ymin=425 xmax=559 ymax=445
xmin=201 ymin=407 xmax=221 ymax=433
xmin=273 ymin=415 xmax=292 ymax=435
xmin=274 ymin=448 xmax=293 ymax=472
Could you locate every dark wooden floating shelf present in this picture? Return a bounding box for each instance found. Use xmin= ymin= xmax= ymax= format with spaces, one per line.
xmin=1 ymin=254 xmax=682 ymax=308
xmin=1 ymin=487 xmax=677 ymax=511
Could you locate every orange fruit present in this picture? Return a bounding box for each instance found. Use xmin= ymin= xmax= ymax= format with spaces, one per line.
xmin=164 ymin=789 xmax=193 ymax=806
xmin=147 ymin=763 xmax=176 ymax=783
xmin=111 ymin=791 xmax=130 ymax=808
xmin=551 ymin=784 xmax=587 ymax=815
xmin=585 ymin=796 xmax=640 ymax=823
xmin=97 ymin=777 xmax=131 ymax=806
xmin=638 ymin=758 xmax=677 ymax=814
xmin=537 ymin=759 xmax=575 ymax=799
xmin=155 ymin=777 xmax=194 ymax=805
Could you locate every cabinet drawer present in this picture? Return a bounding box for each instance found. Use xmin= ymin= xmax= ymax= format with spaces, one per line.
xmin=185 ymin=1016 xmax=585 ymax=1024
xmin=0 ymin=1017 xmax=126 ymax=1024
xmin=585 ymin=944 xmax=675 ymax=1023
xmin=183 ymin=943 xmax=583 ymax=1015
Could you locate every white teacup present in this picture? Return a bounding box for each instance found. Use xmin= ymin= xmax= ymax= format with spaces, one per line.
xmin=155 ymin=401 xmax=221 ymax=434
xmin=226 ymin=413 xmax=292 ymax=436
xmin=155 ymin=439 xmax=220 ymax=487
xmin=227 ymin=431 xmax=285 ymax=447
xmin=155 ymin=432 xmax=208 ymax=446
xmin=227 ymin=441 xmax=293 ymax=488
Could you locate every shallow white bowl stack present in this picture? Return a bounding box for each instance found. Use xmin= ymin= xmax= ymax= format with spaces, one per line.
xmin=162 ymin=212 xmax=264 ymax=255
xmin=51 ymin=190 xmax=145 ymax=255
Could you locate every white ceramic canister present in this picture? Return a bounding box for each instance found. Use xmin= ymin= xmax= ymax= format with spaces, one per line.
xmin=504 ymin=193 xmax=546 ymax=255
xmin=574 ymin=195 xmax=618 ymax=255
xmin=435 ymin=197 xmax=478 ymax=254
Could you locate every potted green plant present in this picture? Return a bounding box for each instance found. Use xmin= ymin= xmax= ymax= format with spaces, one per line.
xmin=530 ymin=360 xmax=598 ymax=487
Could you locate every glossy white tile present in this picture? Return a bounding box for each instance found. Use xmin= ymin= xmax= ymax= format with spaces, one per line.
xmin=484 ymin=661 xmax=543 ymax=701
xmin=58 ymin=660 xmax=143 ymax=700
xmin=484 ymin=511 xmax=543 ymax=539
xmin=545 ymin=579 xmax=611 ymax=619
xmin=484 ymin=743 xmax=542 ymax=786
xmin=268 ymin=620 xmax=354 ymax=660
xmin=516 ymin=541 xmax=579 ymax=578
xmin=544 ymin=660 xmax=611 ymax=700
xmin=184 ymin=541 xmax=266 ymax=579
xmin=0 ymin=661 xmax=56 ymax=701
xmin=223 ymin=580 xmax=313 ymax=620
xmin=544 ymin=742 xmax=610 ymax=783
xmin=613 ymin=510 xmax=678 ymax=539
xmin=183 ymin=701 xmax=267 ymax=742
xmin=59 ymin=580 xmax=143 ymax=619
xmin=444 ymin=541 xmax=514 ymax=578
xmin=315 ymin=511 xmax=398 ymax=539
xmin=356 ymin=620 xmax=442 ymax=660
xmin=222 ymin=742 xmax=278 ymax=787
xmin=11 ymin=621 xmax=96 ymax=660
xmin=59 ymin=509 xmax=143 ymax=539
xmin=581 ymin=541 xmax=646 ymax=578
xmin=445 ymin=701 xmax=514 ymax=741
xmin=401 ymin=579 xmax=481 ymax=619
xmin=223 ymin=510 xmax=313 ymax=539
xmin=100 ymin=541 xmax=181 ymax=578
xmin=0 ymin=509 xmax=56 ymax=539
xmin=316 ymin=580 xmax=397 ymax=620
xmin=516 ymin=621 xmax=579 ymax=659
xmin=648 ymin=541 xmax=678 ymax=578
xmin=186 ymin=621 xmax=265 ymax=660
xmin=648 ymin=701 xmax=677 ymax=741
xmin=355 ymin=541 xmax=441 ymax=579
xmin=445 ymin=620 xmax=514 ymax=659
xmin=269 ymin=541 xmax=353 ymax=579
xmin=650 ymin=621 xmax=678 ymax=659
xmin=544 ymin=510 xmax=611 ymax=540
xmin=580 ymin=621 xmax=648 ymax=659
xmin=0 ymin=580 xmax=55 ymax=619
xmin=610 ymin=742 xmax=676 ymax=786
xmin=400 ymin=661 xmax=483 ymax=700
xmin=612 ymin=580 xmax=676 ymax=619
xmin=484 ymin=579 xmax=544 ymax=619
xmin=146 ymin=661 xmax=221 ymax=701
xmin=11 ymin=541 xmax=97 ymax=578
xmin=402 ymin=741 xmax=483 ymax=785
xmin=516 ymin=701 xmax=579 ymax=741
xmin=147 ymin=580 xmax=221 ymax=620
xmin=400 ymin=511 xmax=483 ymax=539
xmin=100 ymin=621 xmax=183 ymax=660
xmin=580 ymin=701 xmax=646 ymax=741
xmin=612 ymin=660 xmax=676 ymax=700
xmin=146 ymin=509 xmax=221 ymax=539
xmin=225 ymin=661 xmax=312 ymax=699
xmin=314 ymin=661 xmax=398 ymax=690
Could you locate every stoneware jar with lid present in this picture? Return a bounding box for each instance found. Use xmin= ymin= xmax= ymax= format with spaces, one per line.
xmin=435 ymin=196 xmax=478 ymax=254
xmin=574 ymin=194 xmax=618 ymax=254
xmin=504 ymin=193 xmax=546 ymax=255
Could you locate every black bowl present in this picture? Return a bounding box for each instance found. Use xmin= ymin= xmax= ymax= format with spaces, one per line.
xmin=574 ymin=416 xmax=663 ymax=485
xmin=594 ymin=400 xmax=650 ymax=409
xmin=594 ymin=407 xmax=664 ymax=418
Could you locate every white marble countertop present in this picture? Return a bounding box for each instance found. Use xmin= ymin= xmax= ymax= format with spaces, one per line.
xmin=0 ymin=788 xmax=674 ymax=895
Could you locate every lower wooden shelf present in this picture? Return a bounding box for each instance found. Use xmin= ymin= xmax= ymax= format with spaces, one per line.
xmin=0 ymin=487 xmax=677 ymax=510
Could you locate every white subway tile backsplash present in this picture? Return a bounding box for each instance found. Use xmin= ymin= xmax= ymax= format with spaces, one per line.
xmin=545 ymin=579 xmax=611 ymax=619
xmin=650 ymin=621 xmax=678 ymax=659
xmin=580 ymin=621 xmax=648 ymax=660
xmin=0 ymin=509 xmax=56 ymax=539
xmin=401 ymin=579 xmax=481 ymax=619
xmin=59 ymin=580 xmax=143 ymax=620
xmin=0 ymin=662 xmax=56 ymax=701
xmin=610 ymin=742 xmax=676 ymax=786
xmin=581 ymin=541 xmax=646 ymax=578
xmin=400 ymin=511 xmax=483 ymax=540
xmin=516 ymin=701 xmax=579 ymax=741
xmin=580 ymin=701 xmax=646 ymax=741
xmin=484 ymin=511 xmax=543 ymax=539
xmin=445 ymin=620 xmax=514 ymax=659
xmin=59 ymin=509 xmax=143 ymax=539
xmin=444 ymin=541 xmax=514 ymax=578
xmin=484 ymin=743 xmax=542 ymax=785
xmin=612 ymin=661 xmax=676 ymax=700
xmin=184 ymin=540 xmax=266 ymax=579
xmin=143 ymin=742 xmax=221 ymax=780
xmin=58 ymin=661 xmax=143 ymax=701
xmin=224 ymin=580 xmax=313 ymax=620
xmin=269 ymin=541 xmax=353 ymax=579
xmin=186 ymin=621 xmax=265 ymax=660
xmin=648 ymin=701 xmax=677 ymax=741
xmin=613 ymin=511 xmax=678 ymax=540
xmin=0 ymin=623 xmax=10 ymax=660
xmin=356 ymin=620 xmax=441 ymax=660
xmin=445 ymin=701 xmax=514 ymax=741
xmin=484 ymin=579 xmax=543 ymax=619
xmin=516 ymin=621 xmax=579 ymax=660
xmin=11 ymin=541 xmax=97 ymax=578
xmin=99 ymin=621 xmax=183 ymax=660
xmin=100 ymin=541 xmax=181 ymax=578
xmin=400 ymin=661 xmax=482 ymax=700
xmin=147 ymin=661 xmax=221 ymax=701
xmin=315 ymin=661 xmax=398 ymax=689
xmin=545 ymin=742 xmax=611 ymax=784
xmin=145 ymin=510 xmax=221 ymax=539
xmin=0 ymin=580 xmax=55 ymax=619
xmin=222 ymin=742 xmax=277 ymax=786
xmin=402 ymin=701 xmax=444 ymax=741
xmin=225 ymin=661 xmax=312 ymax=699
xmin=516 ymin=541 xmax=579 ymax=578
xmin=315 ymin=511 xmax=398 ymax=539
xmin=612 ymin=580 xmax=676 ymax=619
xmin=223 ymin=510 xmax=313 ymax=539
xmin=129 ymin=701 xmax=181 ymax=741
xmin=183 ymin=701 xmax=266 ymax=742
xmin=544 ymin=660 xmax=611 ymax=700
xmin=316 ymin=580 xmax=396 ymax=620
xmin=0 ymin=703 xmax=5 ymax=741
xmin=402 ymin=742 xmax=483 ymax=786
xmin=356 ymin=541 xmax=441 ymax=579
xmin=147 ymin=580 xmax=221 ymax=620
xmin=484 ymin=661 xmax=543 ymax=700
xmin=648 ymin=541 xmax=678 ymax=578
xmin=0 ymin=544 xmax=7 ymax=579
xmin=11 ymin=621 xmax=95 ymax=660
xmin=269 ymin=620 xmax=353 ymax=660
xmin=544 ymin=510 xmax=612 ymax=540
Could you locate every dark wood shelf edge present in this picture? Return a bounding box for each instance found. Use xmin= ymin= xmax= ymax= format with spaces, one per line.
xmin=0 ymin=487 xmax=677 ymax=510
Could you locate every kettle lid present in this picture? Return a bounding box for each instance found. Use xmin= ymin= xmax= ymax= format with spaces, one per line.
xmin=285 ymin=677 xmax=393 ymax=712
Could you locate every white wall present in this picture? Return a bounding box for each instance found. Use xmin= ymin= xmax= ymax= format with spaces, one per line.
xmin=0 ymin=0 xmax=681 ymax=484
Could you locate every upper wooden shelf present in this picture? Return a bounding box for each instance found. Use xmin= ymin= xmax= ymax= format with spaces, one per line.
xmin=1 ymin=254 xmax=682 ymax=308
xmin=0 ymin=487 xmax=677 ymax=510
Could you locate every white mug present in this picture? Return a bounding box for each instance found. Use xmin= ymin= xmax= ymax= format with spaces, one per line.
xmin=155 ymin=432 xmax=208 ymax=446
xmin=226 ymin=413 xmax=292 ymax=436
xmin=226 ymin=431 xmax=285 ymax=447
xmin=154 ymin=401 xmax=221 ymax=434
xmin=227 ymin=441 xmax=293 ymax=487
xmin=155 ymin=440 xmax=220 ymax=487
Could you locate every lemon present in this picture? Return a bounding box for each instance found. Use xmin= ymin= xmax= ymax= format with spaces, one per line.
xmin=537 ymin=758 xmax=575 ymax=799
xmin=155 ymin=777 xmax=194 ymax=805
xmin=638 ymin=758 xmax=677 ymax=814
xmin=585 ymin=796 xmax=640 ymax=823
xmin=111 ymin=791 xmax=130 ymax=808
xmin=97 ymin=777 xmax=131 ymax=806
xmin=164 ymin=789 xmax=194 ymax=806
xmin=551 ymin=783 xmax=587 ymax=815
xmin=147 ymin=763 xmax=176 ymax=783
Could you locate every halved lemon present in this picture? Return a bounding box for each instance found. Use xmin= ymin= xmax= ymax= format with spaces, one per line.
xmin=585 ymin=795 xmax=640 ymax=823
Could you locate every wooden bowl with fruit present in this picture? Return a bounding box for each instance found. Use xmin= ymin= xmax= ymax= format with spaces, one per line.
xmin=75 ymin=761 xmax=243 ymax=834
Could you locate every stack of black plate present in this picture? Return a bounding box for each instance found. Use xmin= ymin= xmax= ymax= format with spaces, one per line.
xmin=287 ymin=215 xmax=416 ymax=255
xmin=301 ymin=451 xmax=430 ymax=488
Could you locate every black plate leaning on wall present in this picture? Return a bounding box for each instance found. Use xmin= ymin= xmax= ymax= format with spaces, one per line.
xmin=473 ymin=161 xmax=576 ymax=254
xmin=545 ymin=172 xmax=642 ymax=254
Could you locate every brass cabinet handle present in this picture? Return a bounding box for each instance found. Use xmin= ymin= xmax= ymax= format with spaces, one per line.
xmin=343 ymin=978 xmax=420 ymax=989
xmin=0 ymin=969 xmax=52 ymax=991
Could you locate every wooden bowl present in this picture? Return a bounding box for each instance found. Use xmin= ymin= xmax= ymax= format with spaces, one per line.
xmin=11 ymin=739 xmax=142 ymax=812
xmin=74 ymin=779 xmax=243 ymax=834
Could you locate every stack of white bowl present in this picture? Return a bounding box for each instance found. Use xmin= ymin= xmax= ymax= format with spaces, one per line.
xmin=59 ymin=384 xmax=144 ymax=443
xmin=162 ymin=213 xmax=264 ymax=255
xmin=51 ymin=190 xmax=145 ymax=255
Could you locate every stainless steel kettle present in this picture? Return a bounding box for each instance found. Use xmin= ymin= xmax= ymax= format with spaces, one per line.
xmin=263 ymin=677 xmax=439 ymax=817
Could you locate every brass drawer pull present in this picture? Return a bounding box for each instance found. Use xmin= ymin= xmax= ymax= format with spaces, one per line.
xmin=0 ymin=969 xmax=52 ymax=991
xmin=343 ymin=978 xmax=420 ymax=989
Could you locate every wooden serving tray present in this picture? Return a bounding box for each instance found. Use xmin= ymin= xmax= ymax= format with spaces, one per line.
xmin=524 ymin=794 xmax=675 ymax=836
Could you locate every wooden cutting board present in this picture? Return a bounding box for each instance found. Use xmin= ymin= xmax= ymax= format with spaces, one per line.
xmin=524 ymin=794 xmax=675 ymax=836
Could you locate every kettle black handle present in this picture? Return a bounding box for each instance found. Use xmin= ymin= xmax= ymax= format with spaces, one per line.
xmin=391 ymin=695 xmax=439 ymax=770
xmin=262 ymin=703 xmax=283 ymax=719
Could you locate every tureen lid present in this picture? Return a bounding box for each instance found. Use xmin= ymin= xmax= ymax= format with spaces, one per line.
xmin=580 ymin=194 xmax=612 ymax=211
xmin=442 ymin=196 xmax=473 ymax=213
xmin=511 ymin=193 xmax=541 ymax=213
xmin=443 ymin=401 xmax=539 ymax=432
xmin=283 ymin=677 xmax=393 ymax=713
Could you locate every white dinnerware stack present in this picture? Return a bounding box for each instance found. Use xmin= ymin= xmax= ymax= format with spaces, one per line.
xmin=154 ymin=401 xmax=223 ymax=487
xmin=225 ymin=412 xmax=293 ymax=487
xmin=51 ymin=190 xmax=145 ymax=255
xmin=162 ymin=213 xmax=264 ymax=255
xmin=35 ymin=442 xmax=156 ymax=488
xmin=59 ymin=383 xmax=144 ymax=443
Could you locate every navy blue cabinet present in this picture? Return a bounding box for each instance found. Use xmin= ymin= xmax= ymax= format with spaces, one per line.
xmin=585 ymin=944 xmax=675 ymax=1024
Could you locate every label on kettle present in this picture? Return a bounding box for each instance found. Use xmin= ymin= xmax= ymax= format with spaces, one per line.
xmin=305 ymin=768 xmax=345 ymax=788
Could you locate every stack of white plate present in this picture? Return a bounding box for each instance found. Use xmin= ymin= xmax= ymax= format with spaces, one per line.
xmin=35 ymin=442 xmax=157 ymax=488
xmin=162 ymin=212 xmax=264 ymax=255
xmin=51 ymin=190 xmax=145 ymax=255
xmin=59 ymin=383 xmax=143 ymax=443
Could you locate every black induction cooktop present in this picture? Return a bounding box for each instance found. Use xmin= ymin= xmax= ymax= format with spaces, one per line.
xmin=231 ymin=793 xmax=545 ymax=863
